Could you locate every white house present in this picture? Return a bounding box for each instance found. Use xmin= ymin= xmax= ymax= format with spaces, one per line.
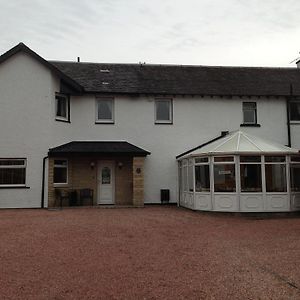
xmin=0 ymin=42 xmax=300 ymax=212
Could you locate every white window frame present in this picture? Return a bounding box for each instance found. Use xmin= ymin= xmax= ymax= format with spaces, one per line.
xmin=53 ymin=159 xmax=68 ymax=185
xmin=242 ymin=102 xmax=257 ymax=125
xmin=195 ymin=156 xmax=210 ymax=193
xmin=239 ymin=156 xmax=262 ymax=193
xmin=213 ymin=156 xmax=236 ymax=193
xmin=290 ymin=155 xmax=300 ymax=192
xmin=264 ymin=155 xmax=287 ymax=193
xmin=155 ymin=98 xmax=173 ymax=124
xmin=95 ymin=97 xmax=114 ymax=124
xmin=55 ymin=93 xmax=69 ymax=122
xmin=0 ymin=159 xmax=27 ymax=187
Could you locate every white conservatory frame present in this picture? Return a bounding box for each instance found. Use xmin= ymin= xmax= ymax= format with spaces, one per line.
xmin=178 ymin=131 xmax=300 ymax=212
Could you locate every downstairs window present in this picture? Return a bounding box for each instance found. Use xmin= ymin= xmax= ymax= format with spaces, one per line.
xmin=0 ymin=159 xmax=26 ymax=186
xmin=54 ymin=160 xmax=68 ymax=184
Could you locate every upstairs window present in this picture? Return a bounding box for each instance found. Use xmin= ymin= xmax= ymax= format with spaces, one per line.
xmin=155 ymin=99 xmax=173 ymax=124
xmin=290 ymin=101 xmax=300 ymax=121
xmin=96 ymin=97 xmax=114 ymax=123
xmin=242 ymin=102 xmax=257 ymax=124
xmin=55 ymin=93 xmax=69 ymax=122
xmin=0 ymin=159 xmax=26 ymax=186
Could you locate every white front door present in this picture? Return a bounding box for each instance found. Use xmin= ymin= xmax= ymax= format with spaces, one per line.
xmin=97 ymin=161 xmax=115 ymax=204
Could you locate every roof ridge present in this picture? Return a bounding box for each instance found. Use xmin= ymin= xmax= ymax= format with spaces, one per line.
xmin=49 ymin=60 xmax=298 ymax=70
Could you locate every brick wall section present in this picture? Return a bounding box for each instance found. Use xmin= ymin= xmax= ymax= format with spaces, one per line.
xmin=70 ymin=158 xmax=97 ymax=204
xmin=48 ymin=157 xmax=74 ymax=207
xmin=115 ymin=158 xmax=133 ymax=205
xmin=48 ymin=156 xmax=134 ymax=207
xmin=48 ymin=158 xmax=55 ymax=207
xmin=132 ymin=157 xmax=145 ymax=207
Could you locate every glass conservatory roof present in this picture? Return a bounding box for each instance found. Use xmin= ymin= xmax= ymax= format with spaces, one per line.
xmin=180 ymin=130 xmax=299 ymax=158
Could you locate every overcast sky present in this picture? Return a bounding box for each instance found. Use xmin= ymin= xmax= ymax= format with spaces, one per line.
xmin=1 ymin=0 xmax=300 ymax=67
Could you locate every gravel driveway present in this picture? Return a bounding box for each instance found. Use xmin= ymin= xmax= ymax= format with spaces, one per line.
xmin=0 ymin=206 xmax=300 ymax=299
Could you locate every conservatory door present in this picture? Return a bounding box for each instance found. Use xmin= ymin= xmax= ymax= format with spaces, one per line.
xmin=97 ymin=161 xmax=115 ymax=204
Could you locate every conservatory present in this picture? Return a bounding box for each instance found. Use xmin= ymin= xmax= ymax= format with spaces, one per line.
xmin=177 ymin=131 xmax=300 ymax=212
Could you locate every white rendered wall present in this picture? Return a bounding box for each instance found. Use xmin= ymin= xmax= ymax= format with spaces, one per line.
xmin=0 ymin=52 xmax=292 ymax=207
xmin=69 ymin=95 xmax=289 ymax=204
xmin=0 ymin=53 xmax=71 ymax=208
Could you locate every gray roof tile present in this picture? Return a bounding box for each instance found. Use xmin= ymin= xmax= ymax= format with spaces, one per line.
xmin=51 ymin=61 xmax=300 ymax=96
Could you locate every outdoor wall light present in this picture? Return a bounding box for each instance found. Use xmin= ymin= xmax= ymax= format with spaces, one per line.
xmin=118 ymin=162 xmax=123 ymax=169
xmin=90 ymin=162 xmax=95 ymax=169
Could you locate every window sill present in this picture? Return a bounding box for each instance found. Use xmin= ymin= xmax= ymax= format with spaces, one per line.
xmin=0 ymin=186 xmax=30 ymax=189
xmin=55 ymin=118 xmax=71 ymax=123
xmin=290 ymin=121 xmax=300 ymax=125
xmin=95 ymin=121 xmax=115 ymax=125
xmin=54 ymin=183 xmax=68 ymax=187
xmin=155 ymin=121 xmax=173 ymax=125
xmin=240 ymin=123 xmax=261 ymax=127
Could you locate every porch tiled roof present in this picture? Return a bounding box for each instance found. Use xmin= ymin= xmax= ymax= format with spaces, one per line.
xmin=49 ymin=141 xmax=150 ymax=156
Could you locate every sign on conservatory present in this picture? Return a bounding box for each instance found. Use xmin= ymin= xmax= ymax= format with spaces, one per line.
xmin=177 ymin=131 xmax=300 ymax=213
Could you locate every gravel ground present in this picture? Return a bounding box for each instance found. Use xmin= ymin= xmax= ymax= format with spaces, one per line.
xmin=0 ymin=206 xmax=300 ymax=299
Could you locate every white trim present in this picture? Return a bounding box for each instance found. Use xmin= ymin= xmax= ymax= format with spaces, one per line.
xmin=95 ymin=97 xmax=114 ymax=123
xmin=97 ymin=160 xmax=115 ymax=204
xmin=53 ymin=159 xmax=68 ymax=185
xmin=55 ymin=93 xmax=69 ymax=121
xmin=242 ymin=102 xmax=257 ymax=124
xmin=154 ymin=98 xmax=173 ymax=124
xmin=0 ymin=158 xmax=27 ymax=186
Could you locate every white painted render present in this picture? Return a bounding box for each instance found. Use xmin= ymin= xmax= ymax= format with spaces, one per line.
xmin=0 ymin=52 xmax=71 ymax=208
xmin=68 ymin=94 xmax=291 ymax=204
xmin=0 ymin=51 xmax=298 ymax=208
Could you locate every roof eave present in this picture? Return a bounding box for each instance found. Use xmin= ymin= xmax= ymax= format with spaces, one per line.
xmin=48 ymin=151 xmax=150 ymax=157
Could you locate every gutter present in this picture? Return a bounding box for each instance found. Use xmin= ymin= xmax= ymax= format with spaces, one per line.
xmin=286 ymin=84 xmax=293 ymax=147
xmin=41 ymin=156 xmax=48 ymax=208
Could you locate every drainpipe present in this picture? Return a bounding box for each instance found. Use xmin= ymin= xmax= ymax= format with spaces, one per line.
xmin=286 ymin=84 xmax=293 ymax=147
xmin=41 ymin=156 xmax=48 ymax=208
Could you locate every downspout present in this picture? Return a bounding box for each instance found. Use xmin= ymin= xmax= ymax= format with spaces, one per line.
xmin=286 ymin=84 xmax=293 ymax=147
xmin=41 ymin=156 xmax=48 ymax=208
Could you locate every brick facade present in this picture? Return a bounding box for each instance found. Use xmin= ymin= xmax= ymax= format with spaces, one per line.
xmin=132 ymin=157 xmax=145 ymax=207
xmin=48 ymin=156 xmax=142 ymax=207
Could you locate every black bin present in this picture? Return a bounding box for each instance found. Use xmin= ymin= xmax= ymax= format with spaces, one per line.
xmin=161 ymin=189 xmax=170 ymax=204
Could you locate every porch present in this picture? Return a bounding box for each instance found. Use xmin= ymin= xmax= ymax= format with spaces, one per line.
xmin=47 ymin=141 xmax=150 ymax=207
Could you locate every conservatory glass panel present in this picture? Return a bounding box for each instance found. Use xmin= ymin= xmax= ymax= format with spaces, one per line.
xmin=214 ymin=164 xmax=236 ymax=192
xmin=195 ymin=157 xmax=209 ymax=164
xmin=188 ymin=164 xmax=193 ymax=192
xmin=291 ymin=156 xmax=300 ymax=162
xmin=240 ymin=164 xmax=262 ymax=192
xmin=240 ymin=156 xmax=261 ymax=163
xmin=214 ymin=156 xmax=234 ymax=162
xmin=183 ymin=166 xmax=188 ymax=192
xmin=195 ymin=165 xmax=210 ymax=192
xmin=290 ymin=164 xmax=300 ymax=192
xmin=265 ymin=164 xmax=287 ymax=192
xmin=265 ymin=156 xmax=286 ymax=163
